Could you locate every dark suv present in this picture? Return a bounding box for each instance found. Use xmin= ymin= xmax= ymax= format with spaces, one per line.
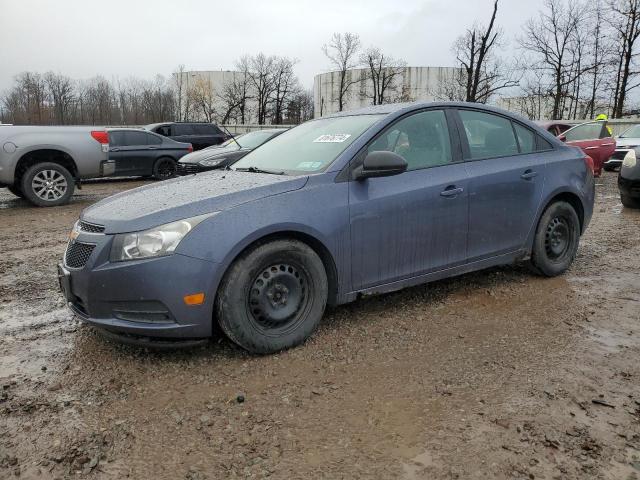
xmin=145 ymin=122 xmax=228 ymax=151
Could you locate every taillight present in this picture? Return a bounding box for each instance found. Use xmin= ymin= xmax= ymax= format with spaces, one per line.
xmin=187 ymin=144 xmax=193 ymax=153
xmin=583 ymin=155 xmax=594 ymax=174
xmin=91 ymin=130 xmax=109 ymax=144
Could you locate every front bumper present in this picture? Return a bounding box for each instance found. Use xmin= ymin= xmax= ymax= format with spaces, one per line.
xmin=619 ymin=176 xmax=640 ymax=198
xmin=59 ymin=231 xmax=222 ymax=340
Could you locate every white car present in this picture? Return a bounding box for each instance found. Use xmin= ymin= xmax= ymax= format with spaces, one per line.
xmin=606 ymin=124 xmax=640 ymax=171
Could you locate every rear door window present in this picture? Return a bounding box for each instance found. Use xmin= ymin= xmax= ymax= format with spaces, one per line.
xmin=123 ymin=131 xmax=149 ymax=146
xmin=458 ymin=110 xmax=519 ymax=159
xmin=175 ymin=124 xmax=195 ymax=135
xmin=109 ymin=131 xmax=125 ymax=147
xmin=193 ymin=124 xmax=215 ymax=135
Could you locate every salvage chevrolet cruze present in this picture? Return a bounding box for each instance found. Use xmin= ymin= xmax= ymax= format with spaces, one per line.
xmin=58 ymin=102 xmax=595 ymax=353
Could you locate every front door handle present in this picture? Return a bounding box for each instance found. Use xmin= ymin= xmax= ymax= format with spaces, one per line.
xmin=584 ymin=146 xmax=598 ymax=150
xmin=440 ymin=186 xmax=464 ymax=197
xmin=109 ymin=147 xmax=120 ymax=152
xmin=521 ymin=170 xmax=538 ymax=180
xmin=147 ymin=146 xmax=158 ymax=150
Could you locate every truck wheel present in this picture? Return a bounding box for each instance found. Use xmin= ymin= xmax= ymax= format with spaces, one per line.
xmin=529 ymin=201 xmax=580 ymax=277
xmin=153 ymin=157 xmax=177 ymax=180
xmin=621 ymin=194 xmax=640 ymax=209
xmin=7 ymin=184 xmax=24 ymax=198
xmin=21 ymin=162 xmax=74 ymax=207
xmin=216 ymin=239 xmax=328 ymax=354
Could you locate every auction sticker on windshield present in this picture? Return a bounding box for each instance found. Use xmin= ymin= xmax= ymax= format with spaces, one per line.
xmin=313 ymin=134 xmax=351 ymax=143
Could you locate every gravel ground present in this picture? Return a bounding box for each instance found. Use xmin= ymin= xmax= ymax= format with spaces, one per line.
xmin=0 ymin=173 xmax=639 ymax=479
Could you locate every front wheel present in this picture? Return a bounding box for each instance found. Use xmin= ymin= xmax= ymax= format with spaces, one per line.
xmin=153 ymin=157 xmax=177 ymax=180
xmin=530 ymin=201 xmax=581 ymax=277
xmin=216 ymin=239 xmax=328 ymax=354
xmin=20 ymin=162 xmax=74 ymax=207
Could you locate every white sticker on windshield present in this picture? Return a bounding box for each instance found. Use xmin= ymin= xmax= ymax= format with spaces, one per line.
xmin=313 ymin=134 xmax=351 ymax=143
xmin=297 ymin=161 xmax=323 ymax=170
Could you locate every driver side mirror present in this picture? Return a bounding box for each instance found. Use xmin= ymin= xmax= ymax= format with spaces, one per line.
xmin=353 ymin=151 xmax=408 ymax=181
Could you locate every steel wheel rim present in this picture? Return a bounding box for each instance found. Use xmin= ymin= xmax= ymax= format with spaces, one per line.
xmin=545 ymin=216 xmax=570 ymax=260
xmin=32 ymin=170 xmax=67 ymax=201
xmin=247 ymin=263 xmax=310 ymax=332
xmin=157 ymin=160 xmax=176 ymax=179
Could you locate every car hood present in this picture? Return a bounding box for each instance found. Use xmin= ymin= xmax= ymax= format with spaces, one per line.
xmin=615 ymin=137 xmax=640 ymax=148
xmin=179 ymin=146 xmax=244 ymax=164
xmin=81 ymin=170 xmax=308 ymax=233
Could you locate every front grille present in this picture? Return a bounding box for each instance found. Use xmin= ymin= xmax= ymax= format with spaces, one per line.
xmin=177 ymin=163 xmax=202 ymax=175
xmin=65 ymin=241 xmax=95 ymax=269
xmin=79 ymin=221 xmax=105 ymax=233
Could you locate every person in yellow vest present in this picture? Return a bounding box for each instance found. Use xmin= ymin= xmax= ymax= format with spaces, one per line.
xmin=596 ymin=113 xmax=613 ymax=136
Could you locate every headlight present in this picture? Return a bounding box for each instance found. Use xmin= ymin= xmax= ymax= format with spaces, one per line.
xmin=110 ymin=213 xmax=215 ymax=261
xmin=199 ymin=157 xmax=225 ymax=167
xmin=623 ymin=149 xmax=637 ymax=168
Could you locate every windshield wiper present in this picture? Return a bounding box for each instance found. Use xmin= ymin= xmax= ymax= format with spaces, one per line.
xmin=220 ymin=125 xmax=243 ymax=149
xmin=234 ymin=166 xmax=286 ymax=175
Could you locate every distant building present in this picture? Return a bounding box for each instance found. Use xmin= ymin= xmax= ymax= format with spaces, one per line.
xmin=313 ymin=66 xmax=463 ymax=118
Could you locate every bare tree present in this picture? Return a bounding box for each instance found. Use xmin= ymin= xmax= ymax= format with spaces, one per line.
xmin=173 ymin=64 xmax=186 ymax=122
xmin=610 ymin=0 xmax=640 ymax=117
xmin=322 ymin=32 xmax=361 ymax=111
xmin=271 ymin=57 xmax=299 ymax=124
xmin=453 ymin=0 xmax=518 ymax=103
xmin=190 ymin=76 xmax=217 ymax=122
xmin=520 ymin=0 xmax=589 ymax=119
xmin=247 ymin=53 xmax=277 ymax=125
xmin=360 ymin=47 xmax=406 ymax=105
xmin=44 ymin=72 xmax=74 ymax=124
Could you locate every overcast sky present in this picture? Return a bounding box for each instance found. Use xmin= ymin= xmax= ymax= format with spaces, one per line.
xmin=0 ymin=0 xmax=546 ymax=92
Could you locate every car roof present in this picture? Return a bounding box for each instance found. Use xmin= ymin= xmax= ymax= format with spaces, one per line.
xmin=324 ymin=101 xmax=532 ymax=123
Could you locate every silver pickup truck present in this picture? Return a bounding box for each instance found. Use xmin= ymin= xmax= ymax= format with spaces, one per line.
xmin=0 ymin=126 xmax=112 ymax=206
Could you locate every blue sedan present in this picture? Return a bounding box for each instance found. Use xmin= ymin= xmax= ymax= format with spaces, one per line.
xmin=58 ymin=102 xmax=595 ymax=353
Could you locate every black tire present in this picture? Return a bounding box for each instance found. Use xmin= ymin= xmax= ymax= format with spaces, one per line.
xmin=20 ymin=162 xmax=74 ymax=207
xmin=153 ymin=157 xmax=177 ymax=180
xmin=530 ymin=201 xmax=581 ymax=277
xmin=7 ymin=184 xmax=24 ymax=198
xmin=621 ymin=194 xmax=640 ymax=209
xmin=216 ymin=239 xmax=328 ymax=354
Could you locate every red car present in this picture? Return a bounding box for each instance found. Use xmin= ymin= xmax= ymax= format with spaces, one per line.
xmin=538 ymin=121 xmax=615 ymax=177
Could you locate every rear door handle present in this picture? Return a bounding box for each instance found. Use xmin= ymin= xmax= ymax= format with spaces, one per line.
xmin=601 ymin=142 xmax=615 ymax=146
xmin=147 ymin=146 xmax=158 ymax=150
xmin=521 ymin=170 xmax=538 ymax=180
xmin=110 ymin=147 xmax=120 ymax=152
xmin=584 ymin=146 xmax=598 ymax=150
xmin=440 ymin=186 xmax=464 ymax=197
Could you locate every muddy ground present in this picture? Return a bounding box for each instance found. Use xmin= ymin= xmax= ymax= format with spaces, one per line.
xmin=0 ymin=174 xmax=639 ymax=479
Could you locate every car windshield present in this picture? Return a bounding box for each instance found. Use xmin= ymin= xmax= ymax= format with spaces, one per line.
xmin=620 ymin=124 xmax=640 ymax=138
xmin=203 ymin=134 xmax=246 ymax=152
xmin=232 ymin=115 xmax=384 ymax=175
xmin=235 ymin=130 xmax=281 ymax=149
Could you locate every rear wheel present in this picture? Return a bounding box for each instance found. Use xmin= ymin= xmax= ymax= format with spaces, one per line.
xmin=216 ymin=239 xmax=328 ymax=354
xmin=621 ymin=194 xmax=640 ymax=209
xmin=530 ymin=201 xmax=581 ymax=277
xmin=153 ymin=157 xmax=177 ymax=180
xmin=20 ymin=162 xmax=74 ymax=207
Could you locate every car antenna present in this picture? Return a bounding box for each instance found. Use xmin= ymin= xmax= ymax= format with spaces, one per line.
xmin=221 ymin=125 xmax=242 ymax=149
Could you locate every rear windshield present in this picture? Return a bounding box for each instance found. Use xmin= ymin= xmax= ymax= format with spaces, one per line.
xmin=232 ymin=115 xmax=384 ymax=175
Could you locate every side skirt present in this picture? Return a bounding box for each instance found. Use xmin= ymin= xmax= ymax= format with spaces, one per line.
xmin=339 ymin=250 xmax=528 ymax=304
